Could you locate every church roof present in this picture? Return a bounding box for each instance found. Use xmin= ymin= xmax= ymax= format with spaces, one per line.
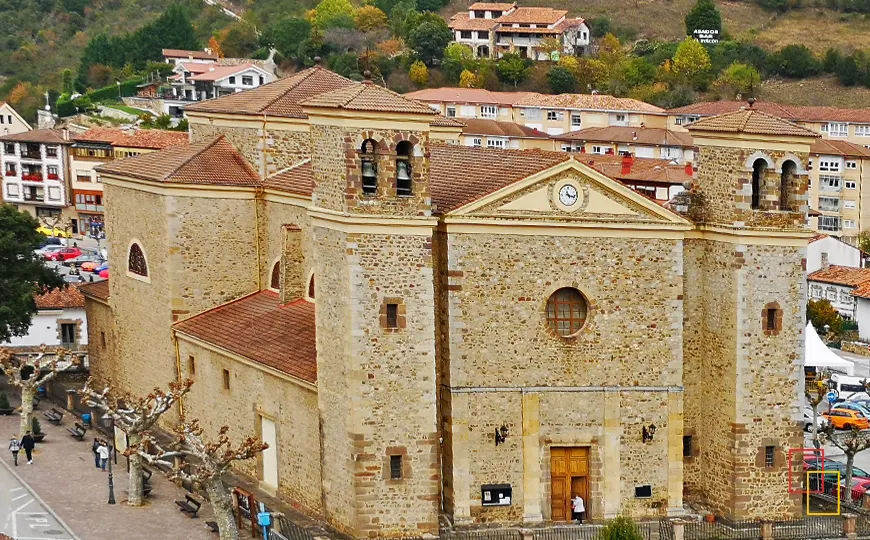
xmin=96 ymin=136 xmax=260 ymax=186
xmin=686 ymin=109 xmax=819 ymax=138
xmin=262 ymin=160 xmax=314 ymax=196
xmin=78 ymin=280 xmax=110 ymax=302
xmin=300 ymin=81 xmax=437 ymax=115
xmin=174 ymin=291 xmax=317 ymax=384
xmin=184 ymin=66 xmax=355 ymax=119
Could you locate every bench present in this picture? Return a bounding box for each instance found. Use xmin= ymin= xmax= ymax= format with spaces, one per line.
xmin=141 ymin=467 xmax=153 ymax=497
xmin=175 ymin=494 xmax=202 ymax=518
xmin=43 ymin=408 xmax=64 ymax=425
xmin=66 ymin=423 xmax=86 ymax=440
xmin=206 ymin=521 xmax=219 ymax=533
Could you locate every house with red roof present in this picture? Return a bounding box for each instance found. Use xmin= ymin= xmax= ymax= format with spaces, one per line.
xmin=4 ymin=286 xmax=88 ymax=353
xmin=166 ymin=62 xmax=276 ymax=116
xmin=0 ymin=101 xmax=31 ymax=136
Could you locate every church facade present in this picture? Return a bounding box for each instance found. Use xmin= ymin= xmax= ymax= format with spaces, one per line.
xmin=81 ymin=67 xmax=813 ymax=538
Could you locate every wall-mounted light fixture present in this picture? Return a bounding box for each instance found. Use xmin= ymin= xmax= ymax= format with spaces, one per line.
xmin=495 ymin=425 xmax=509 ymax=446
xmin=642 ymin=424 xmax=657 ymax=443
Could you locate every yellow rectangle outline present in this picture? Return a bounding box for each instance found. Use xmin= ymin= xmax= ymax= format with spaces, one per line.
xmin=806 ymin=470 xmax=841 ymax=516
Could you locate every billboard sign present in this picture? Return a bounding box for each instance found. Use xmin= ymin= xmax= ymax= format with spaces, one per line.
xmin=692 ymin=29 xmax=720 ymax=44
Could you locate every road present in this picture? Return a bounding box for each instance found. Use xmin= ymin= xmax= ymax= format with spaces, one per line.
xmin=0 ymin=462 xmax=75 ymax=540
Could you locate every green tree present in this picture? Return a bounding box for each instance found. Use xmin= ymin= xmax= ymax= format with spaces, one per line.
xmin=61 ymin=69 xmax=74 ymax=94
xmin=312 ymin=0 xmax=356 ymax=29
xmin=407 ymin=19 xmax=452 ymax=65
xmin=576 ymin=57 xmax=609 ymax=91
xmin=442 ymin=42 xmax=475 ymax=83
xmin=807 ymin=299 xmax=844 ymax=336
xmin=672 ymin=36 xmax=712 ymax=88
xmin=355 ymin=5 xmax=389 ymax=31
xmin=597 ymin=33 xmax=625 ymax=71
xmin=547 ymin=65 xmax=577 ymax=93
xmin=767 ymin=45 xmax=821 ymax=78
xmin=218 ymin=22 xmax=260 ymax=58
xmin=459 ymin=69 xmax=477 ymax=88
xmin=857 ymin=230 xmax=870 ymax=254
xmin=496 ymin=53 xmax=531 ymax=87
xmin=614 ymin=57 xmax=656 ymax=88
xmin=264 ymin=17 xmax=312 ymax=60
xmin=684 ymin=0 xmax=722 ymax=37
xmin=713 ymin=61 xmax=760 ymax=96
xmin=0 ymin=205 xmax=63 ymax=342
xmin=410 ymin=59 xmax=429 ymax=85
xmin=598 ymin=516 xmax=644 ymax=540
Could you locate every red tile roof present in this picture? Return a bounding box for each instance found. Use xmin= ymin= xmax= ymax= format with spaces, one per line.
xmin=262 ymin=161 xmax=314 ymax=196
xmin=686 ymin=109 xmax=819 ymax=138
xmin=851 ymin=282 xmax=870 ymax=299
xmin=174 ymin=292 xmax=317 ymax=384
xmin=188 ymin=63 xmax=262 ymax=82
xmin=811 ymin=139 xmax=870 ymax=158
xmin=809 ymin=233 xmax=829 ymax=244
xmin=495 ymin=6 xmax=566 ymax=24
xmin=555 ymin=126 xmax=694 ymax=147
xmin=460 ymin=118 xmax=549 ymax=138
xmin=431 ymin=114 xmax=466 ymax=128
xmin=574 ymin=154 xmax=692 ymax=186
xmin=807 ymin=265 xmax=870 ymax=287
xmin=185 ymin=66 xmax=355 ymax=119
xmin=449 ymin=12 xmax=500 ymax=30
xmin=514 ymin=93 xmax=665 ymax=114
xmin=670 ymin=100 xmax=870 ymax=124
xmin=96 ymin=136 xmax=260 ymax=186
xmin=468 ymin=2 xmax=516 ymax=10
xmin=429 ymin=144 xmax=570 ymax=212
xmin=404 ymin=87 xmax=534 ymax=106
xmin=0 ymin=129 xmax=71 ymax=144
xmin=78 ymin=280 xmax=110 ymax=302
xmin=301 ymin=81 xmax=437 ymax=115
xmin=162 ymin=49 xmax=217 ymax=60
xmin=73 ymin=128 xmax=189 ymax=150
xmin=34 ymin=286 xmax=86 ymax=309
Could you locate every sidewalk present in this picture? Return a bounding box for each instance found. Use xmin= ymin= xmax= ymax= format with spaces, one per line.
xmin=0 ymin=387 xmax=215 ymax=540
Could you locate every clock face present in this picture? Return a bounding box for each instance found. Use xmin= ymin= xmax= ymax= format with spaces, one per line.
xmin=558 ymin=184 xmax=579 ymax=207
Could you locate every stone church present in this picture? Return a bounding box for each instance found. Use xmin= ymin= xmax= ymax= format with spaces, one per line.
xmin=80 ymin=66 xmax=814 ymax=537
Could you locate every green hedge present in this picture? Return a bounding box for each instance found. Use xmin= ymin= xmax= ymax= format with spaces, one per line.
xmin=56 ymin=79 xmax=144 ymax=117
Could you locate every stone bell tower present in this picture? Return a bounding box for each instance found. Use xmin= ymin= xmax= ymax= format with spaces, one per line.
xmin=300 ymin=81 xmax=441 ymax=537
xmin=682 ymin=107 xmax=817 ymax=519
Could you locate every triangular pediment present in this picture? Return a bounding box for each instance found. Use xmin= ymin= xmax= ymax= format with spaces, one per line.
xmin=446 ymin=160 xmax=690 ymax=227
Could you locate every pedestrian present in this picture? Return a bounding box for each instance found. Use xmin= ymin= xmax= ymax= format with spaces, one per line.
xmin=97 ymin=440 xmax=110 ymax=471
xmin=8 ymin=435 xmax=21 ymax=466
xmin=92 ymin=437 xmax=101 ymax=468
xmin=572 ymin=494 xmax=585 ymax=523
xmin=21 ymin=432 xmax=35 ymax=464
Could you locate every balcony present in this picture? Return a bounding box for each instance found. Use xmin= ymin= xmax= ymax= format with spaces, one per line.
xmin=21 ymin=174 xmax=43 ymax=182
xmin=819 ymin=175 xmax=843 ymax=193
xmin=23 ymin=195 xmax=45 ymax=202
xmin=4 ymin=170 xmax=15 ymax=177
xmin=75 ymin=203 xmax=104 ymax=213
xmin=47 ymin=173 xmax=59 ymax=180
xmin=20 ymin=151 xmax=42 ymax=160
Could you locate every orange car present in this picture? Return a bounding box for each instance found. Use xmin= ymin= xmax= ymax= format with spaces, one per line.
xmin=822 ymin=408 xmax=870 ymax=430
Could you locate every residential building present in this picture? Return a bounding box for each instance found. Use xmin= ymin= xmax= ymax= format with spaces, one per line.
xmin=69 ymin=128 xmax=189 ymax=235
xmin=807 ymin=233 xmax=864 ymax=274
xmin=0 ymin=129 xmax=73 ymax=223
xmin=84 ymin=68 xmax=810 ymax=536
xmin=554 ymin=126 xmax=695 ymax=163
xmin=460 ymin=118 xmax=551 ymax=149
xmin=162 ymin=48 xmax=218 ymax=65
xmin=807 ymin=265 xmax=870 ymax=320
xmin=0 ymin=102 xmax=32 ymax=136
xmin=806 ymin=139 xmax=870 ymax=241
xmin=4 ymin=286 xmax=88 ymax=353
xmin=164 ymin=62 xmax=276 ymax=117
xmin=574 ymin=153 xmax=692 ymax=202
xmin=449 ymin=2 xmax=589 ymax=60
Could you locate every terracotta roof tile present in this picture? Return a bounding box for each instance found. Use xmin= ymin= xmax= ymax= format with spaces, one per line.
xmin=573 ymin=154 xmax=693 ymax=186
xmin=495 ymin=6 xmax=566 ymax=24
xmin=809 ymin=233 xmax=829 ymax=244
xmin=73 ymin=128 xmax=189 ymax=150
xmin=34 ymin=286 xmax=86 ymax=309
xmin=162 ymin=49 xmax=217 ymax=60
xmin=811 ymin=138 xmax=870 ymax=158
xmin=431 ymin=114 xmax=466 ymax=128
xmin=514 ymin=93 xmax=665 ymax=114
xmin=430 ymin=144 xmax=570 ymax=212
xmin=174 ymin=291 xmax=317 ymax=383
xmin=468 ymin=2 xmax=516 ymax=10
xmin=555 ymin=126 xmax=694 ymax=147
xmin=686 ymin=109 xmax=819 ymax=138
xmin=0 ymin=129 xmax=71 ymax=144
xmin=670 ymin=100 xmax=870 ymax=124
xmin=807 ymin=265 xmax=870 ymax=287
xmin=449 ymin=12 xmax=500 ymax=30
xmin=188 ymin=63 xmax=262 ymax=82
xmin=262 ymin=160 xmax=314 ymax=196
xmin=78 ymin=280 xmax=110 ymax=301
xmin=185 ymin=66 xmax=355 ymax=118
xmin=404 ymin=87 xmax=534 ymax=106
xmin=301 ymin=81 xmax=436 ymax=115
xmin=852 ymin=282 xmax=870 ymax=299
xmin=96 ymin=136 xmax=260 ymax=186
xmin=460 ymin=118 xmax=549 ymax=138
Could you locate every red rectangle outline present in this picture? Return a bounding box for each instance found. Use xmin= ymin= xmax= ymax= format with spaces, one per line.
xmin=789 ymin=448 xmax=825 ymax=494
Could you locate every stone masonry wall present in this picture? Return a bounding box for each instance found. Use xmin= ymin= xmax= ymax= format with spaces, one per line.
xmin=189 ymin=121 xmax=311 ymax=178
xmin=177 ymin=339 xmax=324 ymax=514
xmin=189 ymin=123 xmax=264 ymax=177
xmin=83 ymin=298 xmax=118 ymax=386
xmin=258 ymin=201 xmax=314 ymax=303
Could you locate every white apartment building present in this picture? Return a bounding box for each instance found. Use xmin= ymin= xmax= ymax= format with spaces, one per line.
xmin=165 ymin=62 xmax=276 ymax=116
xmin=0 ymin=102 xmax=32 ymax=136
xmin=0 ymin=129 xmax=73 ymax=222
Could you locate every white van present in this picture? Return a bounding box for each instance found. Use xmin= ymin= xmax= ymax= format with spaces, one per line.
xmin=830 ymin=373 xmax=869 ymax=398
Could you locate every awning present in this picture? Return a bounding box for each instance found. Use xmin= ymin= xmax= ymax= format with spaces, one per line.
xmin=806 ymin=322 xmax=854 ymax=375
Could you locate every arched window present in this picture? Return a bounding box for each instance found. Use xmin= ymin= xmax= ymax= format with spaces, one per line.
xmin=751 ymin=159 xmax=766 ymax=210
xmin=128 ymin=243 xmax=148 ymax=277
xmin=396 ymin=141 xmax=413 ymax=196
xmin=780 ymin=160 xmax=797 ymax=211
xmin=270 ymin=261 xmax=281 ymax=290
xmin=308 ymin=274 xmax=315 ymax=299
xmin=545 ymin=287 xmax=589 ymax=337
xmin=361 ymin=139 xmax=378 ymax=195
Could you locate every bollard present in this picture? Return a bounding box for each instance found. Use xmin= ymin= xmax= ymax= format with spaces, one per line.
xmin=760 ymin=520 xmax=773 ymax=540
xmin=672 ymin=520 xmax=685 ymax=540
xmin=844 ymin=513 xmax=857 ymax=540
xmin=66 ymin=390 xmax=75 ymax=411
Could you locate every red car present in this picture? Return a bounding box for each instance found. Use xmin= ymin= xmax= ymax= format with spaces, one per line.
xmin=45 ymin=247 xmax=82 ymax=262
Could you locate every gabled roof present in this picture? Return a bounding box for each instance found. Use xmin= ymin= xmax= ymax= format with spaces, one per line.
xmin=96 ymin=136 xmax=260 ymax=186
xmin=461 ymin=118 xmax=549 ymax=138
xmin=262 ymin=160 xmax=313 ymax=196
xmin=514 ymin=93 xmax=665 ymax=114
xmin=162 ymin=48 xmax=217 ymax=60
xmin=449 ymin=12 xmax=500 ymax=30
xmin=431 ymin=114 xmax=466 ymax=128
xmin=574 ymin=154 xmax=692 ymax=186
xmin=34 ymin=286 xmax=85 ymax=310
xmin=73 ymin=128 xmax=189 ymax=150
xmin=0 ymin=102 xmax=32 ymax=130
xmin=184 ymin=66 xmax=355 ymax=119
xmin=301 ymin=81 xmax=437 ymax=115
xmin=686 ymin=109 xmax=819 ymax=138
xmin=188 ymin=63 xmax=266 ymax=82
xmin=811 ymin=139 xmax=870 ymax=158
xmin=405 ymin=87 xmax=534 ymax=106
xmin=0 ymin=129 xmax=71 ymax=144
xmin=468 ymin=2 xmax=516 ymax=10
xmin=495 ymin=6 xmax=566 ymax=24
xmin=79 ymin=280 xmax=110 ymax=302
xmin=429 ymin=144 xmax=570 ymax=212
xmin=670 ymin=100 xmax=870 ymax=124
xmin=174 ymin=291 xmax=317 ymax=384
xmin=807 ymin=265 xmax=870 ymax=287
xmin=555 ymin=126 xmax=694 ymax=147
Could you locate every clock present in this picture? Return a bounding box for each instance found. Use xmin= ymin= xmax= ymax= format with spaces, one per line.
xmin=558 ymin=184 xmax=579 ymax=207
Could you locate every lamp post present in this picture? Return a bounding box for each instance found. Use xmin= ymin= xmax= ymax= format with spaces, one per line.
xmin=103 ymin=415 xmax=116 ymax=504
xmin=116 ymin=80 xmax=121 ymax=100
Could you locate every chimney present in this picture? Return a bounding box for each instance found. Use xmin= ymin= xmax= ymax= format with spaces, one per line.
xmin=621 ymin=153 xmax=633 ymax=175
xmin=822 ymin=252 xmax=829 ymax=270
xmin=62 ymin=128 xmax=69 ymax=141
xmin=684 ymin=162 xmax=693 ymax=176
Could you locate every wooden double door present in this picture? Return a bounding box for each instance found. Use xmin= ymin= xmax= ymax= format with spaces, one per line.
xmin=551 ymin=447 xmax=590 ymax=522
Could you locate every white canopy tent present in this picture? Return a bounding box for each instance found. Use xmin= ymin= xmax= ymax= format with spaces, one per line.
xmin=805 ymin=322 xmax=855 ymax=376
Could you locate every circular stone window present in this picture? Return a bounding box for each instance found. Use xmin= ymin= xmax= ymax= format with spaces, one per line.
xmin=545 ymin=287 xmax=589 ymax=337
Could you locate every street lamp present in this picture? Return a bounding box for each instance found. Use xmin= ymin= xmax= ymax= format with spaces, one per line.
xmin=116 ymin=80 xmax=121 ymax=100
xmin=102 ymin=415 xmax=116 ymax=504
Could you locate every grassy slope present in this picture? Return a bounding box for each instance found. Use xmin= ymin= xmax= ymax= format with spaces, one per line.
xmin=758 ymin=75 xmax=870 ymax=107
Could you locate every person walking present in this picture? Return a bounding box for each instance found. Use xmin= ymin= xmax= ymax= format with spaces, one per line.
xmin=92 ymin=437 xmax=101 ymax=468
xmin=8 ymin=436 xmax=21 ymax=466
xmin=97 ymin=440 xmax=110 ymax=471
xmin=572 ymin=494 xmax=585 ymax=523
xmin=21 ymin=432 xmax=35 ymax=464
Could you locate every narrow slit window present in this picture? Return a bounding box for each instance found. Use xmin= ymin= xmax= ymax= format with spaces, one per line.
xmin=390 ymin=455 xmax=402 ymax=479
xmin=766 ymin=309 xmax=777 ymax=331
xmin=188 ymin=355 xmax=196 ymax=376
xmin=222 ymin=369 xmax=231 ymax=390
xmin=683 ymin=435 xmax=693 ymax=458
xmin=386 ymin=304 xmax=399 ymax=328
xmin=765 ymin=446 xmax=775 ymax=467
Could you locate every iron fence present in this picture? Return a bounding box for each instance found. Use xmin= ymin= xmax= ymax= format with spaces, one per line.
xmin=269 ymin=514 xmax=314 ymax=540
xmin=530 ymin=521 xmax=658 ymax=540
xmin=660 ymin=519 xmax=675 ymax=540
xmin=857 ymin=515 xmax=870 ymax=538
xmin=684 ymin=520 xmax=761 ymax=540
xmin=445 ymin=529 xmax=523 ymax=540
xmin=772 ymin=517 xmax=844 ymax=540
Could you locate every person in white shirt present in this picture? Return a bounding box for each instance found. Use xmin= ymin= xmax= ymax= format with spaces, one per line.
xmin=572 ymin=494 xmax=585 ymax=523
xmin=97 ymin=441 xmax=110 ymax=471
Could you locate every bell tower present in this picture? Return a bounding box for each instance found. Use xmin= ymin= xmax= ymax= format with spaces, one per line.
xmin=682 ymin=108 xmax=817 ymax=519
xmin=301 ymin=81 xmax=441 ymax=537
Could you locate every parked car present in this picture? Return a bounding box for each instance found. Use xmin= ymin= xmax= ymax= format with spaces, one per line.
xmin=63 ymin=273 xmax=84 ymax=284
xmin=37 ymin=236 xmax=64 ymax=248
xmin=35 ymin=244 xmax=67 ymax=258
xmin=821 ymin=408 xmax=870 ymax=430
xmin=804 ymin=406 xmax=829 ymax=431
xmin=62 ymin=253 xmax=104 ymax=268
xmin=805 ymin=457 xmax=870 ymax=479
xmin=81 ymin=260 xmax=103 ymax=272
xmin=36 ymin=226 xmax=72 ymax=238
xmin=98 ymin=268 xmax=109 ymax=279
xmin=833 ymin=402 xmax=870 ymax=418
xmin=94 ymin=262 xmax=109 ymax=274
xmin=44 ymin=247 xmax=82 ymax=262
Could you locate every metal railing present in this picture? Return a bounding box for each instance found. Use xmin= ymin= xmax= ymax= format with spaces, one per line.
xmin=268 ymin=514 xmax=314 ymax=540
xmin=446 ymin=529 xmax=523 ymax=540
xmin=772 ymin=517 xmax=844 ymax=539
xmin=684 ymin=520 xmax=761 ymax=540
xmin=856 ymin=515 xmax=870 ymax=538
